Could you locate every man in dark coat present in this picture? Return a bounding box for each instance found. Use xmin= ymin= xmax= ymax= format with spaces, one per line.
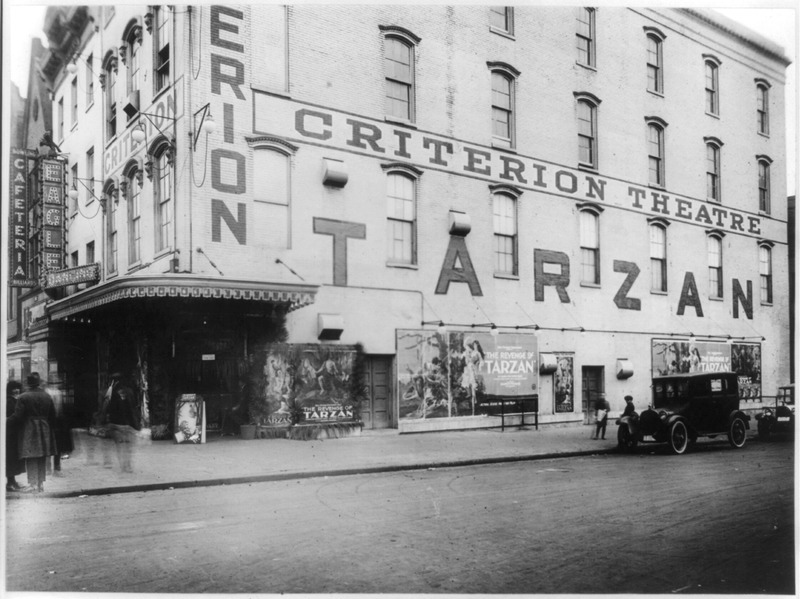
xmin=106 ymin=384 xmax=141 ymax=473
xmin=10 ymin=373 xmax=57 ymax=492
xmin=5 ymin=380 xmax=26 ymax=490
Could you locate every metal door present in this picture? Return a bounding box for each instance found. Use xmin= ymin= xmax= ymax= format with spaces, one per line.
xmin=362 ymin=356 xmax=392 ymax=429
xmin=581 ymin=366 xmax=605 ymax=425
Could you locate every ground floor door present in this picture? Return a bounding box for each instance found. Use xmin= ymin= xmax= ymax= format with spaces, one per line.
xmin=581 ymin=366 xmax=605 ymax=425
xmin=362 ymin=356 xmax=393 ymax=429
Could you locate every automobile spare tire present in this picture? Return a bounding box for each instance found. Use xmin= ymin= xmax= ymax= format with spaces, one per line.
xmin=728 ymin=416 xmax=747 ymax=448
xmin=668 ymin=420 xmax=689 ymax=455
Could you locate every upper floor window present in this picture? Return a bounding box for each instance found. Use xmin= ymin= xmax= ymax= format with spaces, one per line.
xmin=70 ymin=164 xmax=79 ymax=215
xmin=382 ymin=28 xmax=419 ymax=123
xmin=70 ymin=78 xmax=78 ymax=126
xmin=575 ymin=93 xmax=601 ymax=169
xmin=151 ymin=140 xmax=174 ymax=253
xmin=490 ymin=7 xmax=514 ymax=36
xmin=646 ymin=117 xmax=667 ymax=187
xmin=123 ymin=162 xmax=142 ymax=265
xmin=756 ymin=80 xmax=770 ymax=135
xmin=384 ymin=166 xmax=420 ymax=265
xmin=644 ymin=28 xmax=666 ymax=94
xmin=251 ymin=138 xmax=298 ymax=249
xmin=576 ymin=8 xmax=595 ymax=67
xmin=704 ymin=56 xmax=721 ymax=116
xmin=86 ymin=147 xmax=95 ymax=204
xmin=705 ymin=138 xmax=722 ymax=202
xmin=153 ymin=6 xmax=171 ymax=92
xmin=649 ymin=221 xmax=668 ymax=292
xmin=86 ymin=53 xmax=94 ymax=106
xmin=757 ymin=156 xmax=772 ymax=214
xmin=579 ymin=206 xmax=602 ymax=285
xmin=707 ymin=233 xmax=723 ymax=299
xmin=104 ymin=180 xmax=119 ymax=274
xmin=492 ymin=187 xmax=519 ymax=276
xmin=759 ymin=244 xmax=773 ymax=304
xmin=58 ymin=98 xmax=64 ymax=141
xmin=102 ymin=51 xmax=118 ymax=140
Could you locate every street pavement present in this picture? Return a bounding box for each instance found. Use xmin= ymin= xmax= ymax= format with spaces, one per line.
xmin=6 ymin=422 xmax=623 ymax=498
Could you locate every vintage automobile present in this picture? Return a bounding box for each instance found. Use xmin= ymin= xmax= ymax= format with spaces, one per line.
xmin=617 ymin=372 xmax=750 ymax=455
xmin=755 ymin=384 xmax=795 ymax=439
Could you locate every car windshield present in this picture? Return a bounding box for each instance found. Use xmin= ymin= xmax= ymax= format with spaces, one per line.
xmin=779 ymin=387 xmax=794 ymax=405
xmin=652 ymin=379 xmax=689 ymax=407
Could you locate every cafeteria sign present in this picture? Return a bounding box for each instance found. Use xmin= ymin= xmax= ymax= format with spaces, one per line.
xmin=9 ymin=150 xmax=35 ymax=287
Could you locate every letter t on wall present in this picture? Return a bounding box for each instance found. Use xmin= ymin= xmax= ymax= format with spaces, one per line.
xmin=313 ymin=217 xmax=366 ymax=286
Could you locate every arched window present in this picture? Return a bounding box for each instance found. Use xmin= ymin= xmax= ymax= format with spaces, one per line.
xmin=756 ymin=80 xmax=770 ymax=135
xmin=103 ymin=178 xmax=119 ymax=274
xmin=644 ymin=27 xmax=666 ymax=94
xmin=707 ymin=232 xmax=724 ymax=299
xmin=704 ymin=55 xmax=721 ymax=116
xmin=492 ymin=186 xmax=520 ymax=276
xmin=488 ymin=62 xmax=519 ymax=149
xmin=250 ymin=137 xmax=297 ymax=249
xmin=123 ymin=161 xmax=142 ymax=265
xmin=153 ymin=6 xmax=171 ymax=92
xmin=579 ymin=205 xmax=602 ymax=285
xmin=645 ymin=117 xmax=667 ymax=187
xmin=122 ymin=19 xmax=143 ymax=98
xmin=705 ymin=138 xmax=723 ymax=202
xmin=575 ymin=93 xmax=601 ymax=169
xmin=383 ymin=164 xmax=421 ymax=265
xmin=149 ymin=139 xmax=173 ymax=252
xmin=648 ymin=219 xmax=669 ymax=292
xmin=757 ymin=156 xmax=772 ymax=214
xmin=576 ymin=8 xmax=596 ymax=67
xmin=102 ymin=51 xmax=118 ymax=140
xmin=759 ymin=243 xmax=773 ymax=304
xmin=381 ymin=27 xmax=419 ymax=123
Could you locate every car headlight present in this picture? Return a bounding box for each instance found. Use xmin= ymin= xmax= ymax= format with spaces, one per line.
xmin=764 ymin=408 xmax=773 ymax=417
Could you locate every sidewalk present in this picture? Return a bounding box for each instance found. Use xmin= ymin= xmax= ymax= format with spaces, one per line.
xmin=7 ymin=424 xmax=618 ymax=498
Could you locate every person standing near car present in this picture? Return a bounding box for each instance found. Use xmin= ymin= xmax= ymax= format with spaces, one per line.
xmin=622 ymin=395 xmax=636 ymax=418
xmin=592 ymin=393 xmax=610 ymax=440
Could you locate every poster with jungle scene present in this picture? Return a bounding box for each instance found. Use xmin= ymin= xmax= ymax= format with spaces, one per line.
xmin=554 ymin=354 xmax=574 ymax=413
xmin=651 ymin=340 xmax=761 ymax=399
xmin=397 ymin=330 xmax=538 ymax=419
xmin=257 ymin=344 xmax=359 ymax=425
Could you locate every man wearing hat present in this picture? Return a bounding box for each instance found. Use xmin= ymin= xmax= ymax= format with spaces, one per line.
xmin=622 ymin=395 xmax=636 ymax=418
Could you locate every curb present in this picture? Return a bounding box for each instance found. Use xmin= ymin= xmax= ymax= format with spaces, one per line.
xmin=7 ymin=447 xmax=618 ymax=499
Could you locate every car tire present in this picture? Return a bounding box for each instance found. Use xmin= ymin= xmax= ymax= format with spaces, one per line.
xmin=617 ymin=425 xmax=637 ymax=451
xmin=729 ymin=417 xmax=747 ymax=448
xmin=668 ymin=421 xmax=689 ymax=455
xmin=757 ymin=420 xmax=771 ymax=441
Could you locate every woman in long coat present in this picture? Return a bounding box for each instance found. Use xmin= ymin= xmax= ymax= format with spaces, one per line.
xmin=5 ymin=380 xmax=26 ymax=490
xmin=11 ymin=373 xmax=57 ymax=492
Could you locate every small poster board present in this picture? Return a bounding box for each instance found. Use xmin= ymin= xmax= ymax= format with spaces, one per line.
xmin=174 ymin=394 xmax=205 ymax=444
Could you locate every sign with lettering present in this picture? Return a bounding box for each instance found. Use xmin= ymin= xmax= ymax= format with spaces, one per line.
xmin=9 ymin=150 xmax=35 ymax=287
xmin=40 ymin=159 xmax=65 ymax=272
xmin=43 ymin=264 xmax=100 ymax=289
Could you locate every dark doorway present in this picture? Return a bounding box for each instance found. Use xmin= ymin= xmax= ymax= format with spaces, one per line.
xmin=581 ymin=366 xmax=605 ymax=425
xmin=362 ymin=356 xmax=392 ymax=429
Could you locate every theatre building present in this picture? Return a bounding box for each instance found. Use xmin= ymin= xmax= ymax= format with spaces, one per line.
xmin=6 ymin=5 xmax=792 ymax=437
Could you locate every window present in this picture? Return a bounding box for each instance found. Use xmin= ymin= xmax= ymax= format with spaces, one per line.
xmin=646 ymin=120 xmax=665 ymax=187
xmin=70 ymin=78 xmax=78 ymax=126
xmin=384 ymin=35 xmax=415 ymax=122
xmin=386 ymin=172 xmax=417 ymax=264
xmin=575 ymin=94 xmax=600 ymax=169
xmin=707 ymin=234 xmax=723 ymax=299
xmin=252 ymin=143 xmax=294 ymax=249
xmin=705 ymin=139 xmax=722 ymax=202
xmin=124 ymin=165 xmax=142 ymax=265
xmin=86 ymin=53 xmax=94 ymax=106
xmin=704 ymin=57 xmax=720 ymax=115
xmin=105 ymin=182 xmax=118 ymax=274
xmin=490 ymin=7 xmax=513 ymax=35
xmin=71 ymin=251 xmax=79 ymax=268
xmin=492 ymin=72 xmax=513 ymax=146
xmin=86 ymin=241 xmax=95 ymax=264
xmin=649 ymin=223 xmax=667 ymax=292
xmin=58 ymin=98 xmax=64 ymax=140
xmin=756 ymin=81 xmax=770 ymax=135
xmin=86 ymin=147 xmax=95 ymax=203
xmin=493 ymin=191 xmax=518 ymax=276
xmin=154 ymin=6 xmax=171 ymax=92
xmin=576 ymin=8 xmax=595 ymax=67
xmin=70 ymin=164 xmax=78 ymax=215
xmin=758 ymin=157 xmax=771 ymax=214
xmin=103 ymin=52 xmax=118 ymax=140
xmin=645 ymin=29 xmax=665 ymax=94
xmin=153 ymin=144 xmax=173 ymax=252
xmin=759 ymin=244 xmax=773 ymax=304
xmin=125 ymin=24 xmax=142 ymax=97
xmin=579 ymin=208 xmax=600 ymax=284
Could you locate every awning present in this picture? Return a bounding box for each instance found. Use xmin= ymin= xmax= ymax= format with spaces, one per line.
xmin=45 ymin=275 xmax=318 ymax=320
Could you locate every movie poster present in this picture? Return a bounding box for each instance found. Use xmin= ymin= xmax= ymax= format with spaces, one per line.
xmin=397 ymin=330 xmax=538 ymax=420
xmin=174 ymin=394 xmax=204 ymax=444
xmin=554 ymin=354 xmax=574 ymax=413
xmin=732 ymin=343 xmax=762 ymax=399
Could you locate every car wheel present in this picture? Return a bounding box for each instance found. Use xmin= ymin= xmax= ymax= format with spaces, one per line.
xmin=729 ymin=417 xmax=747 ymax=448
xmin=668 ymin=421 xmax=689 ymax=455
xmin=758 ymin=420 xmax=771 ymax=441
xmin=617 ymin=425 xmax=637 ymax=451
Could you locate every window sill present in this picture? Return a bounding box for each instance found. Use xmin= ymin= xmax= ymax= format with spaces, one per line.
xmin=709 ymin=295 xmax=724 ymax=302
xmin=385 ymin=116 xmax=416 ymax=129
xmin=491 ymin=138 xmax=514 ymax=151
xmin=648 ymin=182 xmax=666 ymax=191
xmin=760 ymin=301 xmax=773 ymax=307
xmin=757 ymin=130 xmax=770 ymax=139
xmin=127 ymin=261 xmax=144 ymax=274
xmin=386 ymin=261 xmax=418 ymax=270
xmin=576 ymin=61 xmax=597 ymax=72
xmin=152 ymin=86 xmax=173 ymax=103
xmin=759 ymin=210 xmax=772 ymax=217
xmin=494 ymin=272 xmax=519 ymax=280
xmin=647 ymin=89 xmax=665 ymax=99
xmin=154 ymin=248 xmax=173 ymax=261
xmin=85 ymin=102 xmax=94 ymax=113
xmin=489 ymin=27 xmax=515 ymax=40
xmin=580 ymin=282 xmax=601 ymax=289
xmin=650 ymin=289 xmax=668 ymax=296
xmin=71 ymin=123 xmax=78 ymax=132
xmin=250 ymin=84 xmax=291 ymax=99
xmin=705 ymin=111 xmax=720 ymax=119
xmin=577 ymin=163 xmax=598 ymax=174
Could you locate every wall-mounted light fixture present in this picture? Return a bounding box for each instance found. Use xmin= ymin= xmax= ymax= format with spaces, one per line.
xmin=192 ymin=103 xmax=216 ymax=151
xmin=131 ymin=111 xmax=176 ymax=145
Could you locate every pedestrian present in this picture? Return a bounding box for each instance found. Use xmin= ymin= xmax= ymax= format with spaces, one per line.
xmin=5 ymin=380 xmax=26 ymax=491
xmin=48 ymin=379 xmax=74 ymax=475
xmin=592 ymin=393 xmax=610 ymax=440
xmin=9 ymin=373 xmax=57 ymax=493
xmin=106 ymin=383 xmax=141 ymax=473
xmin=622 ymin=394 xmax=636 ymax=418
